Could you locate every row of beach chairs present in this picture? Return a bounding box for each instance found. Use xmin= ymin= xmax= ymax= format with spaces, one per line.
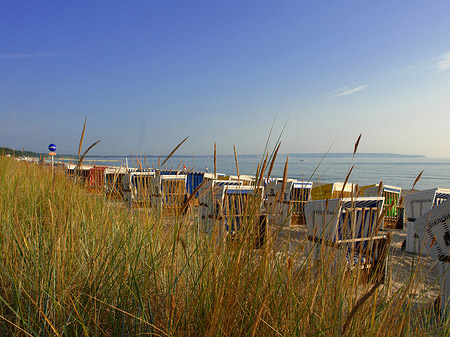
xmin=65 ymin=163 xmax=450 ymax=316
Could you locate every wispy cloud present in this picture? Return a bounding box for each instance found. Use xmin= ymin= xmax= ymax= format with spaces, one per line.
xmin=0 ymin=52 xmax=65 ymax=60
xmin=437 ymin=51 xmax=450 ymax=72
xmin=331 ymin=85 xmax=367 ymax=98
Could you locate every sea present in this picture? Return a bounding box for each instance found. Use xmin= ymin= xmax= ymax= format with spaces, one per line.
xmin=61 ymin=154 xmax=450 ymax=191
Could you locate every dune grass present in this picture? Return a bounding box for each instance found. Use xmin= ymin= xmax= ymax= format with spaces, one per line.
xmin=0 ymin=156 xmax=447 ymax=336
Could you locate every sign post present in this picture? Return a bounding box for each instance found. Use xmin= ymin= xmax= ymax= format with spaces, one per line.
xmin=48 ymin=143 xmax=56 ymax=167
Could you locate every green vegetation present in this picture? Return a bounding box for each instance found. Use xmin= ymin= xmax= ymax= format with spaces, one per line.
xmin=0 ymin=155 xmax=447 ymax=336
xmin=0 ymin=146 xmax=45 ymax=158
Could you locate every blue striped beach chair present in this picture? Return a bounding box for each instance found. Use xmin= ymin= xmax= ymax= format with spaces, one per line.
xmin=219 ymin=185 xmax=266 ymax=248
xmin=305 ymin=197 xmax=390 ymax=283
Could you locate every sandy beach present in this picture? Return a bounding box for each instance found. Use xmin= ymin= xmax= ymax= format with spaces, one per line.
xmin=279 ymin=223 xmax=442 ymax=309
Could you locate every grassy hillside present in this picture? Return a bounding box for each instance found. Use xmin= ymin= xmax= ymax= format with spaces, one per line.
xmin=0 ymin=155 xmax=445 ymax=336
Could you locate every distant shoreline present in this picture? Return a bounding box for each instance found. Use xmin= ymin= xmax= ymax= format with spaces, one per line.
xmin=83 ymin=153 xmax=426 ymax=159
xmin=0 ymin=147 xmax=427 ymax=160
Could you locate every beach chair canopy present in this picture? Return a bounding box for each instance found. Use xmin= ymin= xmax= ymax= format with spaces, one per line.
xmin=305 ymin=197 xmax=384 ymax=243
xmin=405 ymin=188 xmax=450 ymax=222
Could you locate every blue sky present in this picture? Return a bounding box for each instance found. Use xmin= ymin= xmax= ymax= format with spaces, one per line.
xmin=1 ymin=1 xmax=450 ymax=157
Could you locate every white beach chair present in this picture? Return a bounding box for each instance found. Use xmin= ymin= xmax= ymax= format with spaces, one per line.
xmin=197 ymin=179 xmax=243 ymax=233
xmin=415 ymin=199 xmax=450 ymax=317
xmin=150 ymin=172 xmax=188 ymax=215
xmin=404 ymin=188 xmax=450 ymax=255
xmin=305 ymin=197 xmax=390 ymax=283
xmin=266 ymin=180 xmax=313 ymax=227
xmin=266 ymin=180 xmax=293 ymax=228
xmin=104 ymin=166 xmax=128 ymax=199
xmin=218 ymin=185 xmax=266 ymax=248
xmin=123 ymin=170 xmax=155 ymax=207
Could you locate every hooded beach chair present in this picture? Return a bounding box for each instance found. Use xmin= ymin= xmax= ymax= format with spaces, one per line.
xmin=87 ymin=166 xmax=107 ymax=193
xmin=266 ymin=180 xmax=313 ymax=227
xmin=289 ymin=181 xmax=313 ymax=224
xmin=362 ymin=184 xmax=404 ymax=229
xmin=404 ymin=188 xmax=450 ymax=255
xmin=266 ymin=180 xmax=293 ymax=228
xmin=415 ymin=198 xmax=450 ymax=317
xmin=197 ymin=179 xmax=243 ymax=233
xmin=150 ymin=172 xmax=188 ymax=215
xmin=104 ymin=166 xmax=128 ymax=199
xmin=123 ymin=169 xmax=155 ymax=207
xmin=311 ymin=182 xmax=356 ymax=200
xmin=218 ymin=185 xmax=266 ymax=248
xmin=305 ymin=197 xmax=390 ymax=283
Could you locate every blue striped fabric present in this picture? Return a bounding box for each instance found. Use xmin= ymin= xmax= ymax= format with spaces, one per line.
xmin=384 ymin=186 xmax=401 ymax=193
xmin=345 ymin=252 xmax=367 ymax=265
xmin=226 ymin=188 xmax=256 ymax=194
xmin=292 ymin=182 xmax=313 ymax=189
xmin=434 ymin=192 xmax=450 ymax=206
xmin=214 ymin=181 xmax=242 ymax=187
xmin=341 ymin=199 xmax=382 ymax=209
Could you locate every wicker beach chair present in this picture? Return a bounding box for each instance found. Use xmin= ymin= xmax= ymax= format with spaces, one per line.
xmin=404 ymin=188 xmax=450 ymax=255
xmin=361 ymin=184 xmax=404 ymax=229
xmin=218 ymin=185 xmax=267 ymax=248
xmin=150 ymin=172 xmax=188 ymax=215
xmin=197 ymin=179 xmax=243 ymax=233
xmin=415 ymin=198 xmax=450 ymax=317
xmin=305 ymin=197 xmax=390 ymax=283
xmin=123 ymin=169 xmax=155 ymax=207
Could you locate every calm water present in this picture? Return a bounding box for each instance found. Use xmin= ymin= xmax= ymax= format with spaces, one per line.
xmin=77 ymin=155 xmax=450 ymax=191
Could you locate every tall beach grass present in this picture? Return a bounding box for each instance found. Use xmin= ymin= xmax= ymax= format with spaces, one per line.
xmin=0 ymin=155 xmax=447 ymax=336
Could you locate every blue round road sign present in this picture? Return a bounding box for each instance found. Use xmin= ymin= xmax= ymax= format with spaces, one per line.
xmin=48 ymin=144 xmax=57 ymax=152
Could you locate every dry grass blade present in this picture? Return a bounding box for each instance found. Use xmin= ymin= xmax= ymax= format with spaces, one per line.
xmin=353 ymin=133 xmax=362 ymax=156
xmin=339 ymin=165 xmax=354 ymax=199
xmin=399 ymin=195 xmax=404 ymax=207
xmin=161 ymin=136 xmax=188 ymax=167
xmin=233 ymin=145 xmax=240 ymax=178
xmin=377 ymin=181 xmax=383 ymax=196
xmin=76 ymin=139 xmax=101 ymax=169
xmin=78 ymin=118 xmax=87 ymax=159
xmin=376 ymin=202 xmax=394 ymax=230
xmin=355 ymin=184 xmax=361 ymax=198
xmin=278 ymin=156 xmax=288 ymax=204
xmin=214 ymin=142 xmax=217 ymax=176
xmin=308 ymin=139 xmax=336 ymax=183
xmin=256 ymin=152 xmax=268 ymax=188
xmin=178 ymin=180 xmax=207 ymax=217
xmin=0 ymin=315 xmax=33 ymax=337
xmin=342 ymin=280 xmax=383 ymax=334
xmin=412 ymin=170 xmax=424 ymax=190
xmin=22 ymin=287 xmax=61 ymax=337
xmin=83 ymin=294 xmax=169 ymax=336
xmin=266 ymin=142 xmax=281 ymax=180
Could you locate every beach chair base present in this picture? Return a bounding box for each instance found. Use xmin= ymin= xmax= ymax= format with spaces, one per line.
xmin=308 ymin=234 xmax=391 ymax=284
